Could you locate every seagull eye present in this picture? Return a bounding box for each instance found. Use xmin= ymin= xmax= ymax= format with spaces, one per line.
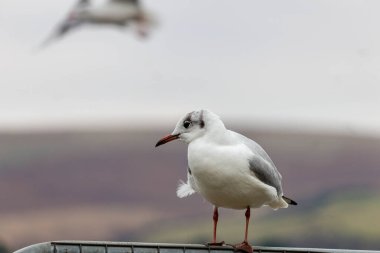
xmin=183 ymin=121 xmax=191 ymax=129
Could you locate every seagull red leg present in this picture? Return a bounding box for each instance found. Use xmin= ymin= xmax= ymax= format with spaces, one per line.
xmin=206 ymin=206 xmax=225 ymax=246
xmin=233 ymin=207 xmax=253 ymax=253
xmin=244 ymin=207 xmax=250 ymax=242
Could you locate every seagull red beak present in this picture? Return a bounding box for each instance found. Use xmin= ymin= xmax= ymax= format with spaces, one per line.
xmin=155 ymin=134 xmax=180 ymax=147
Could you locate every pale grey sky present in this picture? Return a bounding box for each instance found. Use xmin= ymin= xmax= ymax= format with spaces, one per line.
xmin=0 ymin=0 xmax=379 ymax=134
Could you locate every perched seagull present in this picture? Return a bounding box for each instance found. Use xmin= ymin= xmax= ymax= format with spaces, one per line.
xmin=41 ymin=0 xmax=156 ymax=47
xmin=155 ymin=110 xmax=297 ymax=253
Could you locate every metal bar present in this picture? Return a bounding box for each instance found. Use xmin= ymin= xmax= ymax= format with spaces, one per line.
xmin=13 ymin=241 xmax=380 ymax=253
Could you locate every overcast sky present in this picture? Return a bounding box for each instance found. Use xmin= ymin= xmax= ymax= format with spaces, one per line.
xmin=0 ymin=0 xmax=379 ymax=134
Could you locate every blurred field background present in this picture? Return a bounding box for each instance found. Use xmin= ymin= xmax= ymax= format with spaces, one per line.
xmin=0 ymin=129 xmax=379 ymax=251
xmin=1 ymin=0 xmax=380 ymax=252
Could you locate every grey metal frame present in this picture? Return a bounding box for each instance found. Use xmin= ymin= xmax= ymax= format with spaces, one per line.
xmin=13 ymin=241 xmax=380 ymax=253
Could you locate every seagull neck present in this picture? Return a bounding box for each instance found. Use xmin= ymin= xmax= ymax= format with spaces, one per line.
xmin=203 ymin=123 xmax=228 ymax=144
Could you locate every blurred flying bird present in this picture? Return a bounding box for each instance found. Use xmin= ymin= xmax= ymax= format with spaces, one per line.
xmin=41 ymin=0 xmax=156 ymax=47
xmin=156 ymin=110 xmax=297 ymax=253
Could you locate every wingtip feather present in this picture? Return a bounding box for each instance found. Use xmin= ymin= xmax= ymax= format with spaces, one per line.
xmin=282 ymin=196 xmax=298 ymax=205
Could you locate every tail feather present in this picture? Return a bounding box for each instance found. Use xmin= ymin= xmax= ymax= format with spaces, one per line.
xmin=282 ymin=196 xmax=298 ymax=205
xmin=176 ymin=180 xmax=195 ymax=198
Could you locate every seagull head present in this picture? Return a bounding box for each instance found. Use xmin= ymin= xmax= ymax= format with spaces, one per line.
xmin=155 ymin=109 xmax=225 ymax=147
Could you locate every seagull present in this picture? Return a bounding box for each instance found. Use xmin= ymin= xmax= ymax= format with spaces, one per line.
xmin=40 ymin=0 xmax=156 ymax=47
xmin=155 ymin=110 xmax=297 ymax=253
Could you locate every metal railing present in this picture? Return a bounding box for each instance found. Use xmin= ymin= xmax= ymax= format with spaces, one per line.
xmin=13 ymin=241 xmax=380 ymax=253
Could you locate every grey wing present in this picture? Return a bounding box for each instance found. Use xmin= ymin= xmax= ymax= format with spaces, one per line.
xmin=232 ymin=131 xmax=283 ymax=196
xmin=78 ymin=0 xmax=90 ymax=6
xmin=249 ymin=155 xmax=283 ymax=196
xmin=55 ymin=19 xmax=81 ymax=36
xmin=110 ymin=0 xmax=139 ymax=5
xmin=39 ymin=19 xmax=81 ymax=48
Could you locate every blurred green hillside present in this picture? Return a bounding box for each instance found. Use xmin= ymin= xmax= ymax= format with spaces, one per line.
xmin=141 ymin=189 xmax=380 ymax=250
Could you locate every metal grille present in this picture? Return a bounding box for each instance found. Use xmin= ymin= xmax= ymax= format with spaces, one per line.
xmin=13 ymin=241 xmax=380 ymax=253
